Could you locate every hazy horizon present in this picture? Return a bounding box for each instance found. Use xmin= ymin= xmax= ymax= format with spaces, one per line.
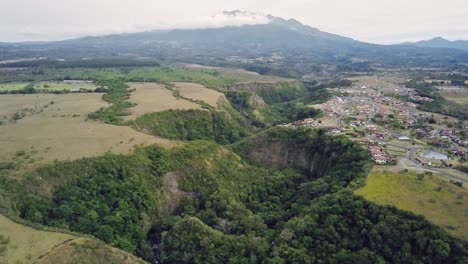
xmin=2 ymin=0 xmax=468 ymax=44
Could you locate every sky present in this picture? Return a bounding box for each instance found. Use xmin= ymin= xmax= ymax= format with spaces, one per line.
xmin=1 ymin=0 xmax=468 ymax=44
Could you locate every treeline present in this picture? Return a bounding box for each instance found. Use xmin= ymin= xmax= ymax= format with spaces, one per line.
xmin=0 ymin=58 xmax=161 ymax=69
xmin=88 ymin=79 xmax=135 ymax=124
xmin=0 ymin=84 xmax=107 ymax=95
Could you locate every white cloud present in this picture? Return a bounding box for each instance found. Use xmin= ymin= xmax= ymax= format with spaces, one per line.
xmin=2 ymin=10 xmax=272 ymax=42
xmin=176 ymin=11 xmax=271 ymax=29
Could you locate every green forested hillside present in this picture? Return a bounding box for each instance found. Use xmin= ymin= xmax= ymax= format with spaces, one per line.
xmin=3 ymin=128 xmax=465 ymax=263
xmin=130 ymin=109 xmax=251 ymax=144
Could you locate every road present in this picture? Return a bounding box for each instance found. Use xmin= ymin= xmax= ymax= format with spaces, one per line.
xmin=385 ymin=143 xmax=468 ymax=185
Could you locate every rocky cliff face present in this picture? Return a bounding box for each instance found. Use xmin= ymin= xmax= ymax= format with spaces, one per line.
xmin=233 ymin=128 xmax=331 ymax=178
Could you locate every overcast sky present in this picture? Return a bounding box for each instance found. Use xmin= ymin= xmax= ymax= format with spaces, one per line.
xmin=1 ymin=0 xmax=468 ymax=44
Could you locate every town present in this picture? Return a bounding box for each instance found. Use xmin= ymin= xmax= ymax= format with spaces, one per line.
xmin=279 ymin=76 xmax=468 ymax=185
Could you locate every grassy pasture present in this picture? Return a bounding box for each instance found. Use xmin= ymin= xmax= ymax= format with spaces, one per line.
xmin=0 ymin=215 xmax=143 ymax=264
xmin=0 ymin=94 xmax=176 ymax=175
xmin=0 ymin=82 xmax=28 ymax=91
xmin=33 ymin=81 xmax=99 ymax=91
xmin=356 ymin=171 xmax=468 ymax=240
xmin=439 ymin=91 xmax=468 ymax=105
xmin=124 ymin=82 xmax=201 ymax=121
xmin=0 ymin=214 xmax=75 ymax=264
xmin=35 ymin=237 xmax=144 ymax=264
xmin=0 ymin=81 xmax=98 ymax=92
xmin=173 ymin=82 xmax=226 ymax=109
xmin=182 ymin=63 xmax=292 ymax=83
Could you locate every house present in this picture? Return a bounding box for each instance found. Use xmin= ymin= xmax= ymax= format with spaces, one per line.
xmin=398 ymin=135 xmax=410 ymax=141
xmin=373 ymin=158 xmax=388 ymax=165
xmin=367 ymin=125 xmax=377 ymax=132
xmin=440 ymin=129 xmax=456 ymax=137
xmin=375 ymin=133 xmax=385 ymax=140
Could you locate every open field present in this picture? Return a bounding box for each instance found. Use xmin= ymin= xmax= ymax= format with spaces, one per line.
xmin=0 ymin=94 xmax=176 ymax=174
xmin=347 ymin=76 xmax=406 ymax=93
xmin=439 ymin=91 xmax=468 ymax=105
xmin=356 ymin=171 xmax=468 ymax=240
xmin=0 ymin=81 xmax=98 ymax=91
xmin=33 ymin=81 xmax=99 ymax=91
xmin=181 ymin=63 xmax=293 ymax=83
xmin=0 ymin=82 xmax=28 ymax=91
xmin=124 ymin=82 xmax=201 ymax=121
xmin=0 ymin=214 xmax=75 ymax=264
xmin=173 ymin=82 xmax=226 ymax=109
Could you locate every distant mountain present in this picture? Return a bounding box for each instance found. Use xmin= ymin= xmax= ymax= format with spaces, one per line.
xmin=1 ymin=11 xmax=468 ymax=72
xmin=402 ymin=37 xmax=468 ymax=51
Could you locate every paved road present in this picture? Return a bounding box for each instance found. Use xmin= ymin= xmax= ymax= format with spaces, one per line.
xmin=386 ymin=143 xmax=468 ymax=185
xmin=398 ymin=156 xmax=468 ymax=188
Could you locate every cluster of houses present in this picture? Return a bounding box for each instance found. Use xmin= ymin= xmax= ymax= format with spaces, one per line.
xmin=292 ymin=118 xmax=319 ymax=127
xmin=452 ymin=150 xmax=468 ymax=160
xmin=277 ymin=119 xmax=343 ymax=134
xmin=278 ymin=118 xmax=320 ymax=128
xmin=368 ymin=143 xmax=391 ymax=164
xmin=440 ymin=129 xmax=468 ymax=147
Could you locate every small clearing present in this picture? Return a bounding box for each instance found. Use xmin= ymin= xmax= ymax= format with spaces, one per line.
xmin=158 ymin=172 xmax=190 ymax=216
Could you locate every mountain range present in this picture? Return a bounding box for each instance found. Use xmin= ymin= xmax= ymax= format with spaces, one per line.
xmin=402 ymin=37 xmax=468 ymax=51
xmin=1 ymin=11 xmax=468 ymax=72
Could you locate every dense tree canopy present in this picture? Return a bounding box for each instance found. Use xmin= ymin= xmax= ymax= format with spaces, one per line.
xmin=14 ymin=129 xmax=468 ymax=263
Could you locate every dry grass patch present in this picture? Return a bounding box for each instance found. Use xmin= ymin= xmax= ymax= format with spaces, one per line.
xmin=182 ymin=63 xmax=292 ymax=83
xmin=173 ymin=82 xmax=226 ymax=109
xmin=36 ymin=237 xmax=144 ymax=264
xmin=356 ymin=171 xmax=468 ymax=240
xmin=0 ymin=94 xmax=176 ymax=175
xmin=124 ymin=82 xmax=201 ymax=121
xmin=0 ymin=214 xmax=75 ymax=264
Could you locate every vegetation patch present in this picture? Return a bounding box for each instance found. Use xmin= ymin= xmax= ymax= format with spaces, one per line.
xmin=88 ymin=79 xmax=135 ymax=124
xmin=18 ymin=146 xmax=167 ymax=259
xmin=131 ymin=109 xmax=250 ymax=144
